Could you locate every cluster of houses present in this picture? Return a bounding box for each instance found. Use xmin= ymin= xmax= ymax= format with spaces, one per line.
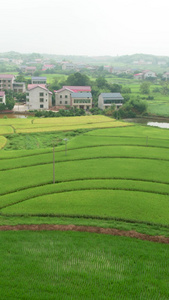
xmin=26 ymin=78 xmax=123 ymax=111
xmin=0 ymin=73 xmax=124 ymax=111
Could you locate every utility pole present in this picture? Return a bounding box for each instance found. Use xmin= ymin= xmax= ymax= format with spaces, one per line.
xmin=53 ymin=145 xmax=55 ymax=184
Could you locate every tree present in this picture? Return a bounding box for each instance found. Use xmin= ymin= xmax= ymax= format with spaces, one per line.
xmin=96 ymin=76 xmax=108 ymax=88
xmin=66 ymin=72 xmax=90 ymax=86
xmin=140 ymin=82 xmax=150 ymax=94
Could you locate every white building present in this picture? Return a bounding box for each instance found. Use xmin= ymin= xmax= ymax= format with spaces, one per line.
xmin=0 ymin=91 xmax=6 ymax=104
xmin=98 ymin=93 xmax=123 ymax=110
xmin=26 ymin=84 xmax=52 ymax=110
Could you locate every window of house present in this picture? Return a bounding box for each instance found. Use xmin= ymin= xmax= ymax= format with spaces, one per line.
xmin=0 ymin=98 xmax=2 ymax=102
xmin=65 ymin=101 xmax=67 ymax=104
xmin=39 ymin=92 xmax=44 ymax=96
xmin=40 ymin=98 xmax=44 ymax=102
xmin=65 ymin=95 xmax=68 ymax=98
xmin=60 ymin=95 xmax=62 ymax=98
xmin=60 ymin=101 xmax=62 ymax=104
xmin=40 ymin=104 xmax=44 ymax=108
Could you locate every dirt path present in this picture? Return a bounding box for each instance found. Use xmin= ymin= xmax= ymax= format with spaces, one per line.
xmin=0 ymin=224 xmax=169 ymax=244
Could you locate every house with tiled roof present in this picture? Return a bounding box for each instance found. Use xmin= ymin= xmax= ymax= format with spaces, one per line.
xmin=54 ymin=86 xmax=92 ymax=110
xmin=26 ymin=84 xmax=52 ymax=110
xmin=0 ymin=74 xmax=15 ymax=91
xmin=25 ymin=66 xmax=36 ymax=75
xmin=98 ymin=93 xmax=124 ymax=110
xmin=0 ymin=91 xmax=6 ymax=104
xmin=31 ymin=77 xmax=47 ymax=84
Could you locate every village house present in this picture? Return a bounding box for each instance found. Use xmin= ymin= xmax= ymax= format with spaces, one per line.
xmin=62 ymin=63 xmax=76 ymax=71
xmin=26 ymin=84 xmax=52 ymax=110
xmin=25 ymin=66 xmax=36 ymax=75
xmin=13 ymin=82 xmax=26 ymax=93
xmin=0 ymin=74 xmax=15 ymax=91
xmin=134 ymin=70 xmax=157 ymax=80
xmin=71 ymin=92 xmax=92 ymax=110
xmin=0 ymin=91 xmax=6 ymax=104
xmin=98 ymin=93 xmax=124 ymax=110
xmin=162 ymin=72 xmax=169 ymax=80
xmin=54 ymin=86 xmax=92 ymax=110
xmin=31 ymin=77 xmax=47 ymax=84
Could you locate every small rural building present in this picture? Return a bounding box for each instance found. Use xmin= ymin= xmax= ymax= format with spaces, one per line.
xmin=0 ymin=91 xmax=6 ymax=104
xmin=98 ymin=93 xmax=124 ymax=110
xmin=26 ymin=84 xmax=52 ymax=110
xmin=13 ymin=82 xmax=26 ymax=93
xmin=162 ymin=72 xmax=169 ymax=80
xmin=25 ymin=66 xmax=36 ymax=75
xmin=142 ymin=70 xmax=157 ymax=79
xmin=71 ymin=92 xmax=92 ymax=110
xmin=55 ymin=86 xmax=92 ymax=109
xmin=0 ymin=74 xmax=15 ymax=91
xmin=31 ymin=77 xmax=47 ymax=84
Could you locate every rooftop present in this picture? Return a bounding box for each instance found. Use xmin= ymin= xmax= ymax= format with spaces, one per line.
xmin=32 ymin=77 xmax=47 ymax=80
xmin=100 ymin=93 xmax=124 ymax=100
xmin=0 ymin=74 xmax=15 ymax=79
xmin=71 ymin=92 xmax=92 ymax=98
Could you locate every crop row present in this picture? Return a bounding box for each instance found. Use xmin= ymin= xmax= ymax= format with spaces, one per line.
xmin=1 ymin=178 xmax=169 ymax=209
xmin=1 ymin=189 xmax=169 ymax=226
xmin=1 ymin=145 xmax=169 ymax=171
xmin=1 ymin=158 xmax=169 ymax=195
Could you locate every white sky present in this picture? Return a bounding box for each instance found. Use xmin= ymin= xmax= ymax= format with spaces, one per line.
xmin=1 ymin=0 xmax=169 ymax=57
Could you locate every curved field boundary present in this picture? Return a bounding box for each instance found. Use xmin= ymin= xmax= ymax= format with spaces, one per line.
xmin=1 ymin=186 xmax=169 ymax=211
xmin=1 ymin=154 xmax=169 ymax=172
xmin=2 ymin=143 xmax=169 ymax=161
xmin=0 ymin=224 xmax=168 ymax=244
xmin=1 ymin=177 xmax=169 ymax=197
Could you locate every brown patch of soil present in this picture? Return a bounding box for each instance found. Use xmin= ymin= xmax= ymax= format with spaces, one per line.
xmin=0 ymin=224 xmax=169 ymax=244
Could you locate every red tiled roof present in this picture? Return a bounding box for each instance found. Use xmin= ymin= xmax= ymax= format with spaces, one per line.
xmin=27 ymin=84 xmax=52 ymax=94
xmin=63 ymin=86 xmax=91 ymax=92
xmin=0 ymin=74 xmax=15 ymax=79
xmin=28 ymin=84 xmax=48 ymax=90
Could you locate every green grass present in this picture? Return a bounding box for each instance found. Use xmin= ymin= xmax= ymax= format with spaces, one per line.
xmin=0 ymin=231 xmax=169 ymax=300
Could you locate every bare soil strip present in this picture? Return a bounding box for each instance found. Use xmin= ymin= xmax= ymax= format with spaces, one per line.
xmin=0 ymin=224 xmax=169 ymax=244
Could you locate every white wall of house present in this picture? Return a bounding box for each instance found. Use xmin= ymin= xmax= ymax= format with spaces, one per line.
xmin=26 ymin=86 xmax=52 ymax=110
xmin=143 ymin=71 xmax=156 ymax=78
xmin=55 ymin=89 xmax=72 ymax=106
xmin=0 ymin=93 xmax=6 ymax=104
xmin=98 ymin=94 xmax=123 ymax=110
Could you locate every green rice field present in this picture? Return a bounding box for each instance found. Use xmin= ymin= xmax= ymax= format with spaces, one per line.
xmin=0 ymin=116 xmax=169 ymax=299
xmin=1 ymin=231 xmax=169 ymax=300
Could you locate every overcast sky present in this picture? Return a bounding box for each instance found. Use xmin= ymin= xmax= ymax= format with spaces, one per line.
xmin=1 ymin=0 xmax=169 ymax=57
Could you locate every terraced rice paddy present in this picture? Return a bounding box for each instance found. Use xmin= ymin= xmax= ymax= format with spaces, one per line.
xmin=1 ymin=124 xmax=169 ymax=228
xmin=1 ymin=117 xmax=169 ymax=299
xmin=0 ymin=115 xmax=131 ymax=134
